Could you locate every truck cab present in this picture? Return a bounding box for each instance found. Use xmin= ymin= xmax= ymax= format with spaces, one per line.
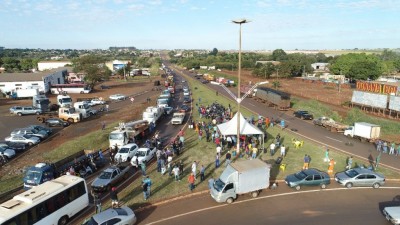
xmin=142 ymin=106 xmax=163 ymax=124
xmin=33 ymin=95 xmax=50 ymax=112
xmin=57 ymin=94 xmax=73 ymax=108
xmin=23 ymin=163 xmax=55 ymax=189
xmin=59 ymin=107 xmax=81 ymax=123
xmin=171 ymin=112 xmax=185 ymax=125
xmin=74 ymin=101 xmax=97 ymax=118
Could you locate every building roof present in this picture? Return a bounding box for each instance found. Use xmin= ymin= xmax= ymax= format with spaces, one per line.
xmin=0 ymin=67 xmax=70 ymax=82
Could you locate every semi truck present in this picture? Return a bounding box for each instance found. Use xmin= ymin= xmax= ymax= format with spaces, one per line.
xmin=210 ymin=159 xmax=270 ymax=204
xmin=36 ymin=107 xmax=82 ymax=124
xmin=57 ymin=94 xmax=73 ymax=108
xmin=74 ymin=101 xmax=97 ymax=118
xmin=33 ymin=95 xmax=51 ymax=112
xmin=253 ymin=87 xmax=291 ymax=111
xmin=343 ymin=122 xmax=381 ymax=142
xmin=109 ymin=120 xmax=149 ymax=149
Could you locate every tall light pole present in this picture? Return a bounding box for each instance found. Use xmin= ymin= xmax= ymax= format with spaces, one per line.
xmin=232 ymin=18 xmax=250 ymax=154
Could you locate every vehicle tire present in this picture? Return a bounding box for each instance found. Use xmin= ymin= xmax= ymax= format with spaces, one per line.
xmin=321 ymin=184 xmax=327 ymax=189
xmin=38 ymin=117 xmax=44 ymax=123
xmin=17 ymin=112 xmax=22 ymax=116
xmin=251 ymin=191 xmax=259 ymax=198
xmin=295 ymin=185 xmax=301 ymax=191
xmin=58 ymin=216 xmax=69 ymax=225
xmin=80 ymin=91 xmax=84 ymax=94
xmin=345 ymin=182 xmax=353 ymax=188
xmin=226 ymin=197 xmax=234 ymax=204
xmin=127 ymin=157 xmax=131 ymax=162
xmin=28 ymin=142 xmax=33 ymax=146
xmin=36 ymin=111 xmax=41 ymax=115
xmin=372 ymin=183 xmax=381 ymax=189
xmin=67 ymin=118 xmax=74 ymax=124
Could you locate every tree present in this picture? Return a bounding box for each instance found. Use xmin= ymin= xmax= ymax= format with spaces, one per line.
xmin=348 ymin=60 xmax=382 ymax=80
xmin=272 ymin=49 xmax=288 ymax=61
xmin=209 ymin=48 xmax=218 ymax=56
xmin=72 ymin=55 xmax=111 ymax=88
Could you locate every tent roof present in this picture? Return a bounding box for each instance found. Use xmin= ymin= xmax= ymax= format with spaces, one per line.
xmin=217 ymin=113 xmax=264 ymax=136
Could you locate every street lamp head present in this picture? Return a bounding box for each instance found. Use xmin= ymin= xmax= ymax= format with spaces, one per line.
xmin=232 ymin=18 xmax=250 ymax=24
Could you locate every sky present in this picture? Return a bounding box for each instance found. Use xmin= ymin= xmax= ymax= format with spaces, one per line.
xmin=0 ymin=0 xmax=399 ymax=50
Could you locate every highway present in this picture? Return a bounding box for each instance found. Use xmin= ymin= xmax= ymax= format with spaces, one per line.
xmin=168 ymin=62 xmax=400 ymax=173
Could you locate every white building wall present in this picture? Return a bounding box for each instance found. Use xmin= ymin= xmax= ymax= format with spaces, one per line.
xmin=38 ymin=61 xmax=71 ymax=71
xmin=0 ymin=81 xmax=44 ymax=93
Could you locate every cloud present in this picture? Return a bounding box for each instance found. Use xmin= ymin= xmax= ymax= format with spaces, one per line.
xmin=149 ymin=0 xmax=162 ymax=5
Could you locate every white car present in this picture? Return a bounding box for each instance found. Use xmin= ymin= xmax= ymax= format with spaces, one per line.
xmin=5 ymin=134 xmax=40 ymax=146
xmin=109 ymin=94 xmax=127 ymax=101
xmin=130 ymin=147 xmax=156 ymax=167
xmin=183 ymin=90 xmax=190 ymax=96
xmin=0 ymin=146 xmax=16 ymax=159
xmin=183 ymin=87 xmax=189 ymax=92
xmin=114 ymin=143 xmax=139 ymax=162
xmin=383 ymin=206 xmax=400 ymax=225
xmin=89 ymin=98 xmax=106 ymax=106
xmin=82 ymin=206 xmax=137 ymax=225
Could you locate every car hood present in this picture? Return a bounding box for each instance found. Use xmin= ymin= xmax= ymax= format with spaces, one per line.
xmin=384 ymin=206 xmax=400 ymax=218
xmin=2 ymin=149 xmax=15 ymax=156
xmin=92 ymin=177 xmax=110 ymax=188
xmin=285 ymin=174 xmax=300 ymax=184
xmin=29 ymin=136 xmax=41 ymax=141
xmin=115 ymin=153 xmax=129 ymax=161
xmin=131 ymin=156 xmax=145 ymax=164
xmin=335 ymin=172 xmax=350 ymax=181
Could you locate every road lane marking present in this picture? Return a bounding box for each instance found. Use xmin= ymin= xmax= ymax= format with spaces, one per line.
xmin=325 ymin=136 xmax=343 ymax=142
xmin=248 ymin=103 xmax=255 ymax=107
xmin=146 ymin=187 xmax=400 ymax=224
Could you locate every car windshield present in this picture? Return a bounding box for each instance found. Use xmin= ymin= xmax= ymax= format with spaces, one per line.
xmin=99 ymin=171 xmax=112 ymax=179
xmin=294 ymin=171 xmax=307 ymax=180
xmin=213 ymin=178 xmax=225 ymax=192
xmin=135 ymin=151 xmax=146 ymax=157
xmin=344 ymin=169 xmax=359 ymax=178
xmin=119 ymin=148 xmax=129 ymax=153
xmin=25 ymin=170 xmax=42 ymax=182
xmin=22 ymin=135 xmax=32 ymax=139
xmin=109 ymin=133 xmax=124 ymax=140
xmin=82 ymin=217 xmax=99 ymax=225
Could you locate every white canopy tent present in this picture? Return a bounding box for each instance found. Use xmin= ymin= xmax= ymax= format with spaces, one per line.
xmin=217 ymin=112 xmax=265 ymax=149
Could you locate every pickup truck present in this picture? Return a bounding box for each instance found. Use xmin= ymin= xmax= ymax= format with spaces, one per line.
xmin=130 ymin=147 xmax=157 ymax=167
xmin=313 ymin=116 xmax=349 ymax=133
xmin=91 ymin=164 xmax=131 ymax=192
xmin=171 ymin=112 xmax=185 ymax=125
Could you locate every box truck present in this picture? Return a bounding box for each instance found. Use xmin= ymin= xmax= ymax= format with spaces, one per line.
xmin=343 ymin=122 xmax=381 ymax=142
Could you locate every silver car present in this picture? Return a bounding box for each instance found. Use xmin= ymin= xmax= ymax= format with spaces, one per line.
xmin=0 ymin=146 xmax=16 ymax=159
xmin=82 ymin=206 xmax=137 ymax=225
xmin=5 ymin=134 xmax=41 ymax=146
xmin=10 ymin=106 xmax=42 ymax=116
xmin=11 ymin=128 xmax=48 ymax=140
xmin=335 ymin=167 xmax=385 ymax=188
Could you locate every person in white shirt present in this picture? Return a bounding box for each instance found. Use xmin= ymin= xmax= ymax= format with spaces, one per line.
xmin=192 ymin=161 xmax=198 ymax=179
xmin=270 ymin=143 xmax=276 ymax=156
xmin=280 ymin=144 xmax=286 ymax=157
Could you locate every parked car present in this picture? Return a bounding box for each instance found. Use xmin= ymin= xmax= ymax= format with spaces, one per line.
xmin=91 ymin=165 xmax=130 ymax=192
xmin=183 ymin=90 xmax=190 ymax=96
xmin=183 ymin=87 xmax=189 ymax=92
xmin=202 ymin=80 xmax=209 ymax=84
xmin=82 ymin=206 xmax=137 ymax=225
xmin=334 ymin=167 xmax=385 ymax=188
xmin=0 ymin=146 xmax=16 ymax=159
xmin=0 ymin=141 xmax=26 ymax=152
xmin=89 ymin=98 xmax=106 ymax=106
xmin=10 ymin=106 xmax=42 ymax=116
xmin=285 ymin=168 xmax=330 ymax=190
xmin=45 ymin=118 xmax=69 ymax=127
xmin=110 ymin=94 xmax=127 ymax=100
xmin=5 ymin=134 xmax=41 ymax=146
xmin=293 ymin=110 xmax=314 ymax=120
xmin=11 ymin=128 xmax=48 ymax=140
xmin=183 ymin=95 xmax=191 ymax=103
xmin=130 ymin=147 xmax=157 ymax=167
xmin=26 ymin=125 xmax=52 ymax=135
xmin=114 ymin=143 xmax=139 ymax=162
xmin=383 ymin=206 xmax=400 ymax=225
xmin=179 ymin=104 xmax=190 ymax=112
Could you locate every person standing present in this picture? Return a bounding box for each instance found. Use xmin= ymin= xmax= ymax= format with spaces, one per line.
xmin=101 ymin=121 xmax=106 ymax=130
xmin=328 ymin=158 xmax=336 ymax=175
xmin=140 ymin=161 xmax=146 ymax=176
xmin=144 ymin=176 xmax=152 ymax=197
xmin=383 ymin=141 xmax=388 ymax=153
xmin=324 ymin=149 xmax=330 ymax=162
xmin=200 ymin=165 xmax=205 ymax=181
xmin=216 ymin=145 xmax=221 ymax=157
xmin=252 ymin=146 xmax=258 ymax=159
xmin=376 ymin=140 xmax=382 ymax=152
xmin=346 ymin=156 xmax=353 ymax=169
xmin=198 ymin=129 xmax=203 ymax=141
xmin=173 ymin=164 xmax=180 ymax=181
xmin=270 ymin=142 xmax=276 ymax=156
xmin=188 ymin=172 xmax=196 ymax=191
xmin=142 ymin=181 xmax=149 ymax=200
xmin=389 ymin=142 xmax=395 ymax=155
xmin=215 ymin=154 xmax=220 ymax=168
xmin=280 ymin=144 xmax=286 ymax=157
xmin=105 ymin=104 xmax=109 ymax=112
xmin=225 ymin=151 xmax=232 ymax=166
xmin=191 ymin=161 xmax=198 ymax=179
xmin=303 ymin=154 xmax=310 ymax=170
xmin=110 ymin=187 xmax=119 ymax=208
xmin=91 ymin=190 xmax=102 ymax=213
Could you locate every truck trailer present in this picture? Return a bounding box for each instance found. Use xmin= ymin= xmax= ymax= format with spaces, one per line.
xmin=343 ymin=122 xmax=381 ymax=142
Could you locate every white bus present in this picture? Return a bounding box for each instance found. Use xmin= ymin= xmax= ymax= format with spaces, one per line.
xmin=0 ymin=175 xmax=89 ymax=225
xmin=51 ymin=84 xmax=91 ymax=94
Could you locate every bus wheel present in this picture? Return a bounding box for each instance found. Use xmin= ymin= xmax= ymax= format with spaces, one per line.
xmin=58 ymin=216 xmax=69 ymax=225
xmin=67 ymin=118 xmax=74 ymax=124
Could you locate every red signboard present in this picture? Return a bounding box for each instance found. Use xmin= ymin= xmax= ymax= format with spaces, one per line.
xmin=356 ymin=81 xmax=397 ymax=95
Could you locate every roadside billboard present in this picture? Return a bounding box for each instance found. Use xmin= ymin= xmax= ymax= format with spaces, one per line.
xmin=351 ymin=91 xmax=388 ymax=109
xmin=356 ymin=81 xmax=398 ymax=95
xmin=389 ymin=95 xmax=400 ymax=111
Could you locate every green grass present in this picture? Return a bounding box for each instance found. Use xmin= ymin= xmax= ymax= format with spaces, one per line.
xmin=0 ymin=176 xmax=23 ymax=195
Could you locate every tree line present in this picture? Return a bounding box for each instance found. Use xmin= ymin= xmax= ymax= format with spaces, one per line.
xmin=169 ymin=49 xmax=400 ymax=80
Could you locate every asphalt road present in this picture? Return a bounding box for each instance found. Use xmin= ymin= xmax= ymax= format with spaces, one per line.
xmin=167 ymin=62 xmax=400 ymax=173
xmin=137 ymin=183 xmax=400 ymax=225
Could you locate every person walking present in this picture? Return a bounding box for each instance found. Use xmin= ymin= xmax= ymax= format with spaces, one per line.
xmin=280 ymin=144 xmax=286 ymax=157
xmin=225 ymin=151 xmax=232 ymax=166
xmin=303 ymin=154 xmax=310 ymax=170
xmin=198 ymin=129 xmax=203 ymax=141
xmin=324 ymin=149 xmax=330 ymax=162
xmin=397 ymin=144 xmax=400 ymax=156
xmin=252 ymin=146 xmax=258 ymax=159
xmin=91 ymin=190 xmax=102 ymax=213
xmin=200 ymin=165 xmax=205 ymax=181
xmin=144 ymin=176 xmax=152 ymax=197
xmin=383 ymin=141 xmax=388 ymax=153
xmin=101 ymin=121 xmax=106 ymax=130
xmin=188 ymin=172 xmax=196 ymax=191
xmin=389 ymin=142 xmax=395 ymax=155
xmin=346 ymin=156 xmax=353 ymax=169
xmin=376 ymin=140 xmax=382 ymax=152
xmin=140 ymin=161 xmax=146 ymax=176
xmin=328 ymin=158 xmax=336 ymax=175
xmin=215 ymin=154 xmax=220 ymax=168
xmin=110 ymin=187 xmax=119 ymax=208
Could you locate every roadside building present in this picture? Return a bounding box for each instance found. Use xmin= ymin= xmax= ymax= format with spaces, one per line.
xmin=0 ymin=67 xmax=69 ymax=94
